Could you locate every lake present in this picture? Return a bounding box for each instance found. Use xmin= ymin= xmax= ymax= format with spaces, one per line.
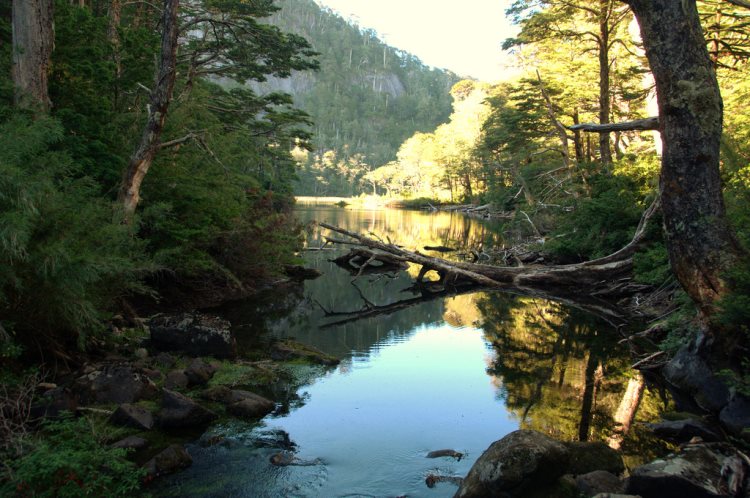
xmin=154 ymin=204 xmax=669 ymax=497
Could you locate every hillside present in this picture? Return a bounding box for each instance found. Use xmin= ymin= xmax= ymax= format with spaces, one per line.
xmin=256 ymin=0 xmax=462 ymax=195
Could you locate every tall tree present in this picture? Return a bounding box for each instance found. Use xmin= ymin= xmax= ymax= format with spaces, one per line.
xmin=118 ymin=0 xmax=179 ymax=220
xmin=11 ymin=0 xmax=54 ymax=111
xmin=624 ymin=0 xmax=745 ymax=318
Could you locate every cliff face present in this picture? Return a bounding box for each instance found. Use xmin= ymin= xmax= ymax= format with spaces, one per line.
xmin=252 ymin=0 xmax=460 ymax=183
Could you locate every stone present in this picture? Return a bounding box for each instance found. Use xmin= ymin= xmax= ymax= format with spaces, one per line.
xmin=719 ymin=394 xmax=750 ymax=436
xmin=648 ymin=419 xmax=723 ymax=443
xmin=109 ymin=403 xmax=154 ymax=430
xmin=111 ymin=436 xmax=149 ymax=450
xmin=164 ymin=370 xmax=189 ymax=390
xmin=226 ymin=391 xmax=275 ymax=419
xmin=142 ymin=368 xmax=162 ymax=380
xmin=143 ymin=444 xmax=192 ymax=477
xmin=454 ymin=430 xmax=570 ymax=498
xmin=564 ymin=441 xmax=625 ymax=476
xmin=149 ymin=312 xmax=236 ymax=359
xmin=73 ymin=364 xmax=158 ymax=405
xmin=134 ymin=348 xmax=149 ymax=360
xmin=158 ymin=389 xmax=217 ymax=429
xmin=184 ymin=358 xmax=216 ymax=386
xmin=153 ymin=352 xmax=176 ymax=368
xmin=283 ymin=264 xmax=323 ymax=280
xmin=662 ymin=347 xmax=730 ymax=413
xmin=269 ymin=340 xmax=339 ymax=366
xmin=200 ymin=385 xmax=232 ymax=402
xmin=576 ymin=471 xmax=625 ymax=497
xmin=626 ymin=442 xmax=744 ymax=498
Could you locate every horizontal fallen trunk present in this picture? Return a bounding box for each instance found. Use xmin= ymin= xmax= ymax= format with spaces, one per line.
xmin=318 ymin=197 xmax=660 ymax=323
xmin=568 ymin=117 xmax=659 ymax=133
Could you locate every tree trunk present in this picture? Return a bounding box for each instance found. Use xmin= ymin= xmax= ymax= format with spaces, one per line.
xmin=118 ymin=0 xmax=179 ymax=221
xmin=606 ymin=374 xmax=644 ymax=450
xmin=598 ymin=0 xmax=613 ymax=167
xmin=107 ymin=0 xmax=122 ymax=109
xmin=11 ymin=0 xmax=54 ymax=112
xmin=625 ymin=0 xmax=745 ymax=317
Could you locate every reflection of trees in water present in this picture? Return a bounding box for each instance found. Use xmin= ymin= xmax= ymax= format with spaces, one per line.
xmin=297 ymin=206 xmax=503 ymax=258
xmin=479 ymin=294 xmax=667 ymax=455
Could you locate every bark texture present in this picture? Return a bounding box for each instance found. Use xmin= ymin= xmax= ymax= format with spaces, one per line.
xmin=11 ymin=0 xmax=54 ymax=111
xmin=625 ymin=0 xmax=744 ymax=316
xmin=119 ymin=0 xmax=179 ymax=220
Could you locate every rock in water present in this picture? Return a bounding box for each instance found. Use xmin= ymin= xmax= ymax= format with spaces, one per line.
xmin=158 ymin=389 xmax=217 ymax=429
xmin=143 ymin=444 xmax=192 ymax=477
xmin=662 ymin=347 xmax=730 ymax=413
xmin=454 ymin=430 xmax=570 ymax=498
xmin=149 ymin=312 xmax=237 ymax=359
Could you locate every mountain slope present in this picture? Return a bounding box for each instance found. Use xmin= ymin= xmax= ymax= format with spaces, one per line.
xmin=255 ymin=0 xmax=462 ymax=195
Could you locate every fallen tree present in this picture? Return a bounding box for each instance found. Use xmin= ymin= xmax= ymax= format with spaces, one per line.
xmin=317 ymin=197 xmax=660 ymax=324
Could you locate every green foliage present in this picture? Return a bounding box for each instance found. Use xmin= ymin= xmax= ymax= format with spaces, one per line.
xmin=716 ymin=259 xmax=750 ymax=332
xmin=545 ymin=174 xmax=645 ymax=261
xmin=1 ymin=415 xmax=145 ymax=497
xmin=0 ymin=117 xmax=151 ymax=345
xmin=633 ymin=244 xmax=672 ymax=286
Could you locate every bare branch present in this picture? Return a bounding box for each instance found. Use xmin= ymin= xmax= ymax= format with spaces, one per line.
xmin=568 ymin=117 xmax=659 ymax=132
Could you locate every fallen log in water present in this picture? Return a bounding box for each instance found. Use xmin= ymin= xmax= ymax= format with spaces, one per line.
xmin=317 ymin=197 xmax=660 ymax=324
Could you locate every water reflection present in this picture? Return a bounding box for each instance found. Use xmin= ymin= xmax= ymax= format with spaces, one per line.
xmin=155 ymin=206 xmax=669 ymax=497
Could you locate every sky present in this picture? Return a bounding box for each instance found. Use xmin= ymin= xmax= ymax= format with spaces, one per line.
xmin=314 ymin=0 xmax=519 ymax=82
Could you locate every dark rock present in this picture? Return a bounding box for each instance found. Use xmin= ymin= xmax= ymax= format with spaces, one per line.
xmin=200 ymin=385 xmax=231 ymax=402
xmin=143 ymin=444 xmax=192 ymax=477
xmin=184 ymin=358 xmax=216 ymax=386
xmin=576 ymin=471 xmax=625 ymax=496
xmin=626 ymin=442 xmax=744 ymax=498
xmin=648 ymin=419 xmax=723 ymax=443
xmin=427 ymin=449 xmax=464 ymax=460
xmin=153 ymin=352 xmax=176 ymax=368
xmin=158 ymin=389 xmax=217 ymax=429
xmin=564 ymin=441 xmax=625 ymax=476
xmin=454 ymin=430 xmax=570 ymax=498
xmin=142 ymin=368 xmax=162 ymax=380
xmin=719 ymin=394 xmax=750 ymax=436
xmin=164 ymin=370 xmax=189 ymax=390
xmin=29 ymin=387 xmax=78 ymax=419
xmin=73 ymin=364 xmax=158 ymax=405
xmin=226 ymin=392 xmax=275 ymax=419
xmin=149 ymin=312 xmax=236 ymax=359
xmin=662 ymin=347 xmax=730 ymax=413
xmin=269 ymin=340 xmax=339 ymax=366
xmin=109 ymin=403 xmax=154 ymax=430
xmin=283 ymin=264 xmax=323 ymax=280
xmin=111 ymin=436 xmax=149 ymax=450
xmin=591 ymin=495 xmax=641 ymax=498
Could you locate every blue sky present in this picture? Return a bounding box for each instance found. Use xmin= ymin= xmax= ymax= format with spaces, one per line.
xmin=315 ymin=0 xmax=518 ymax=82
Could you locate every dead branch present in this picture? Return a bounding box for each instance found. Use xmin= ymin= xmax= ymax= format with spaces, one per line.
xmin=568 ymin=117 xmax=659 ymax=133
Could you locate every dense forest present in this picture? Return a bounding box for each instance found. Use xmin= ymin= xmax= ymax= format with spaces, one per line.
xmin=258 ymin=0 xmax=460 ymax=196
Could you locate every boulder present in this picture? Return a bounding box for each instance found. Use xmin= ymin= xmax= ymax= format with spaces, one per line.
xmin=200 ymin=385 xmax=232 ymax=402
xmin=576 ymin=471 xmax=625 ymax=496
xmin=283 ymin=264 xmax=323 ymax=280
xmin=719 ymin=394 xmax=750 ymax=437
xmin=648 ymin=419 xmax=723 ymax=443
xmin=164 ymin=370 xmax=189 ymax=390
xmin=626 ymin=442 xmax=745 ymax=498
xmin=184 ymin=358 xmax=216 ymax=386
xmin=143 ymin=444 xmax=192 ymax=477
xmin=158 ymin=389 xmax=217 ymax=429
xmin=564 ymin=441 xmax=625 ymax=476
xmin=153 ymin=352 xmax=176 ymax=368
xmin=269 ymin=340 xmax=339 ymax=366
xmin=149 ymin=313 xmax=236 ymax=359
xmin=73 ymin=364 xmax=158 ymax=404
xmin=109 ymin=403 xmax=154 ymax=430
xmin=226 ymin=391 xmax=275 ymax=419
xmin=111 ymin=436 xmax=149 ymax=450
xmin=662 ymin=347 xmax=730 ymax=413
xmin=454 ymin=430 xmax=570 ymax=498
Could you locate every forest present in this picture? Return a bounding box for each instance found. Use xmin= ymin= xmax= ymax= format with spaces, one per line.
xmin=1 ymin=0 xmax=750 ymax=496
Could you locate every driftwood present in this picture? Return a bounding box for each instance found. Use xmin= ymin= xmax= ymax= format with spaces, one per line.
xmin=317 ymin=197 xmax=660 ymax=324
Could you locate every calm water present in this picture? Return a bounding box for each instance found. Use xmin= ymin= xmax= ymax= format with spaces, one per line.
xmin=155 ymin=204 xmax=669 ymax=497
